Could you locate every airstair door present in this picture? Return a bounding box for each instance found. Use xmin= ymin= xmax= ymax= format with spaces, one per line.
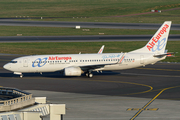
xmin=23 ymin=58 xmax=28 ymax=67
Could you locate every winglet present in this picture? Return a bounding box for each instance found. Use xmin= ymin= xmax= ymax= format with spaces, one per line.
xmin=98 ymin=45 xmax=105 ymax=54
xmin=117 ymin=53 xmax=126 ymax=64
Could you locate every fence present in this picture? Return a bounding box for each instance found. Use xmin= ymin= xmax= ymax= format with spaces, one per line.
xmin=0 ymin=87 xmax=35 ymax=112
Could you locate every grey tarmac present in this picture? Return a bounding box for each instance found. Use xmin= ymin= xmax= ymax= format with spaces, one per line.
xmin=0 ymin=54 xmax=180 ymax=120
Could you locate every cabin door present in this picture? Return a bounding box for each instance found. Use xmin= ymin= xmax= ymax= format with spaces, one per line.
xmin=23 ymin=58 xmax=28 ymax=67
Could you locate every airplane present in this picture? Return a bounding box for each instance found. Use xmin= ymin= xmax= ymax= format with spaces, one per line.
xmin=3 ymin=21 xmax=172 ymax=78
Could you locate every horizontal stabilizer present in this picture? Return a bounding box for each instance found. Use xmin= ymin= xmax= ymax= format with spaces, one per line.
xmin=153 ymin=52 xmax=175 ymax=57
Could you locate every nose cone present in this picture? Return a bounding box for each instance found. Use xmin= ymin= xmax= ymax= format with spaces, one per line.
xmin=3 ymin=63 xmax=11 ymax=71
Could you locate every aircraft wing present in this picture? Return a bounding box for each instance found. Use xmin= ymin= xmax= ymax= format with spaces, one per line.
xmin=79 ymin=53 xmax=126 ymax=72
xmin=98 ymin=45 xmax=105 ymax=54
xmin=79 ymin=62 xmax=117 ymax=72
xmin=79 ymin=64 xmax=106 ymax=71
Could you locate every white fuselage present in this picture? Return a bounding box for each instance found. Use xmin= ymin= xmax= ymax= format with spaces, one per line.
xmin=3 ymin=52 xmax=165 ymax=74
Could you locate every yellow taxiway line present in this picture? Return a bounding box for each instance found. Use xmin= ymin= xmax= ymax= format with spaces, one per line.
xmin=130 ymin=85 xmax=180 ymax=120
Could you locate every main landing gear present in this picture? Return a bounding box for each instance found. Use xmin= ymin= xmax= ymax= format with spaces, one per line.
xmin=85 ymin=72 xmax=93 ymax=78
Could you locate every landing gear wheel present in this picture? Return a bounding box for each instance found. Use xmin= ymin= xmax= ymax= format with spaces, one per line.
xmin=20 ymin=74 xmax=23 ymax=78
xmin=88 ymin=73 xmax=93 ymax=78
xmin=85 ymin=73 xmax=89 ymax=77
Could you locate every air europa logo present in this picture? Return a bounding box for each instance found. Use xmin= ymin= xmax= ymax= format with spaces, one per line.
xmin=32 ymin=57 xmax=48 ymax=67
xmin=32 ymin=56 xmax=72 ymax=67
xmin=48 ymin=56 xmax=72 ymax=61
xmin=152 ymin=38 xmax=166 ymax=52
xmin=147 ymin=24 xmax=169 ymax=51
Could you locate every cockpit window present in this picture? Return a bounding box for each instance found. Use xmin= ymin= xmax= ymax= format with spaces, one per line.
xmin=10 ymin=61 xmax=17 ymax=63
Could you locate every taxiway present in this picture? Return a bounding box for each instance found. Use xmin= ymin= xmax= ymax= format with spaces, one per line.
xmin=0 ymin=54 xmax=180 ymax=120
xmin=0 ymin=20 xmax=180 ymax=30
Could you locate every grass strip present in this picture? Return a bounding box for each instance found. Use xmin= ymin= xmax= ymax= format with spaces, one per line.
xmin=0 ymin=0 xmax=180 ymax=23
xmin=0 ymin=26 xmax=179 ymax=36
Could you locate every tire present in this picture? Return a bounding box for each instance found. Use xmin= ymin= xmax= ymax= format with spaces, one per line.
xmin=88 ymin=73 xmax=93 ymax=78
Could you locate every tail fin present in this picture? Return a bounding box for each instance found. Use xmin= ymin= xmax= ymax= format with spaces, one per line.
xmin=130 ymin=21 xmax=171 ymax=54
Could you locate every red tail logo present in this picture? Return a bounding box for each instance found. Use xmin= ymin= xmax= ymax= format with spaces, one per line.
xmin=147 ymin=24 xmax=169 ymax=51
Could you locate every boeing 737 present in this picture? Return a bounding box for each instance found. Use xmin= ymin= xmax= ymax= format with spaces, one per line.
xmin=3 ymin=21 xmax=172 ymax=78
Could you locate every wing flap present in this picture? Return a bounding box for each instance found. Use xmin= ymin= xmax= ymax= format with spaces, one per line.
xmin=79 ymin=53 xmax=126 ymax=71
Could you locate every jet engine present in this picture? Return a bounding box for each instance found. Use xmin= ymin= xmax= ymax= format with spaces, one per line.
xmin=64 ymin=66 xmax=83 ymax=76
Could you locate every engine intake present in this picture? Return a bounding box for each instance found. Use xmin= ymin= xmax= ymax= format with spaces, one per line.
xmin=64 ymin=66 xmax=83 ymax=76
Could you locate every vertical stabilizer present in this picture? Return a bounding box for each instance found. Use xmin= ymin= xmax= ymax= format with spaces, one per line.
xmin=130 ymin=21 xmax=171 ymax=54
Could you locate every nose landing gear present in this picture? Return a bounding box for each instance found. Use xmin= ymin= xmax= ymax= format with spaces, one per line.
xmin=14 ymin=72 xmax=23 ymax=78
xmin=20 ymin=74 xmax=23 ymax=78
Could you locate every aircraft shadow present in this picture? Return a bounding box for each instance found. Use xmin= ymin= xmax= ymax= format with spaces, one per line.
xmin=0 ymin=71 xmax=120 ymax=78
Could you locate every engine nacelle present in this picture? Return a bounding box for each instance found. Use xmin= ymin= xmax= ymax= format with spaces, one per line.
xmin=64 ymin=66 xmax=83 ymax=76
